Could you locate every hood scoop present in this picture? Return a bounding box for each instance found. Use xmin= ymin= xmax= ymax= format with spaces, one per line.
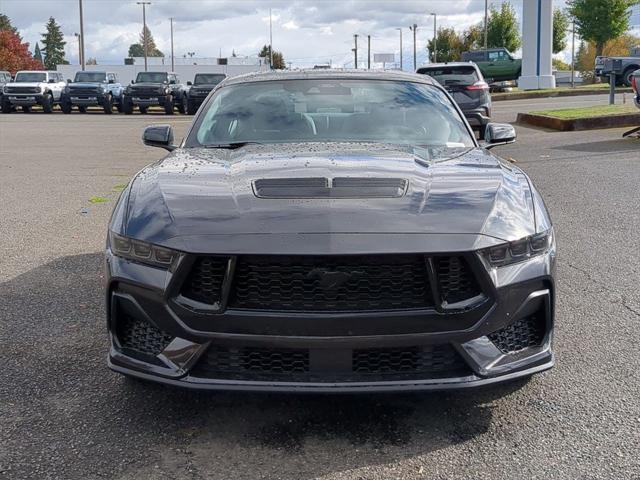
xmin=253 ymin=177 xmax=408 ymax=199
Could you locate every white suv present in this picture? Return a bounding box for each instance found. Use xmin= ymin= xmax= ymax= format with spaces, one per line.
xmin=1 ymin=71 xmax=66 ymax=113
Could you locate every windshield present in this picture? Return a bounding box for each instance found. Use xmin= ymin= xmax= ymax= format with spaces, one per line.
xmin=189 ymin=79 xmax=474 ymax=148
xmin=194 ymin=74 xmax=226 ymax=85
xmin=417 ymin=67 xmax=479 ymax=86
xmin=135 ymin=72 xmax=168 ymax=83
xmin=15 ymin=72 xmax=46 ymax=83
xmin=74 ymin=72 xmax=107 ymax=82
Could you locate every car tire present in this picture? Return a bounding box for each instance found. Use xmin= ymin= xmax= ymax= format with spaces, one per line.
xmin=176 ymin=95 xmax=186 ymax=114
xmin=103 ymin=94 xmax=113 ymax=114
xmin=122 ymin=96 xmax=133 ymax=114
xmin=139 ymin=105 xmax=148 ymax=114
xmin=115 ymin=98 xmax=124 ymax=113
xmin=61 ymin=98 xmax=72 ymax=114
xmin=1 ymin=98 xmax=11 ymax=113
xmin=41 ymin=93 xmax=53 ymax=113
xmin=21 ymin=106 xmax=32 ymax=113
xmin=164 ymin=95 xmax=174 ymax=115
xmin=187 ymin=98 xmax=198 ymax=115
xmin=622 ymin=67 xmax=638 ymax=88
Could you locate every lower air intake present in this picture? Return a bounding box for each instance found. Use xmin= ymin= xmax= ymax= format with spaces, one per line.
xmin=488 ymin=313 xmax=546 ymax=354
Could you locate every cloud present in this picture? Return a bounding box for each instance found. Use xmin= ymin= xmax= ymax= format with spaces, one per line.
xmin=2 ymin=0 xmax=571 ymax=68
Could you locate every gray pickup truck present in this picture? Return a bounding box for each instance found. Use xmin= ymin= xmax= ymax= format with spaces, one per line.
xmin=595 ymin=49 xmax=640 ymax=87
xmin=122 ymin=71 xmax=187 ymax=115
xmin=61 ymin=71 xmax=124 ymax=114
xmin=1 ymin=70 xmax=66 ymax=113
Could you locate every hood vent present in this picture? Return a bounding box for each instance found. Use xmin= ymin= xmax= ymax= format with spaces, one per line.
xmin=253 ymin=177 xmax=407 ymax=199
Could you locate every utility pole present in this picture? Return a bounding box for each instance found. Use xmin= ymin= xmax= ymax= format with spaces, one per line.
xmin=269 ymin=8 xmax=274 ymax=69
xmin=431 ymin=13 xmax=437 ymax=63
xmin=78 ymin=0 xmax=85 ymax=69
xmin=137 ymin=2 xmax=151 ymax=71
xmin=367 ymin=35 xmax=371 ymax=69
xmin=353 ymin=34 xmax=359 ymax=69
xmin=170 ymin=17 xmax=174 ymax=71
xmin=396 ymin=28 xmax=403 ymax=71
xmin=484 ymin=0 xmax=488 ymax=57
xmin=409 ymin=24 xmax=417 ymax=71
xmin=74 ymin=33 xmax=82 ymax=66
xmin=571 ymin=19 xmax=576 ymax=88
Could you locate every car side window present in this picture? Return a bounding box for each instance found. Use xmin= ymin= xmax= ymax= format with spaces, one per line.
xmin=488 ymin=52 xmax=499 ymax=61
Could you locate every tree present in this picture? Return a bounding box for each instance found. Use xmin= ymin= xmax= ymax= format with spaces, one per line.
xmin=461 ymin=24 xmax=484 ymax=52
xmin=427 ymin=27 xmax=463 ymax=62
xmin=41 ymin=17 xmax=67 ymax=69
xmin=0 ymin=13 xmax=19 ymax=36
xmin=259 ymin=44 xmax=285 ymax=69
xmin=86 ymin=57 xmax=97 ymax=65
xmin=568 ymin=0 xmax=640 ymax=57
xmin=0 ymin=29 xmax=43 ymax=74
xmin=33 ymin=42 xmax=43 ymax=63
xmin=553 ymin=8 xmax=570 ymax=54
xmin=486 ymin=2 xmax=521 ymax=52
xmin=128 ymin=25 xmax=164 ymax=57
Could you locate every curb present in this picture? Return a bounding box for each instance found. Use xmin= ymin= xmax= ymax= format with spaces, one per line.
xmin=493 ymin=88 xmax=633 ymax=102
xmin=516 ymin=112 xmax=640 ymax=131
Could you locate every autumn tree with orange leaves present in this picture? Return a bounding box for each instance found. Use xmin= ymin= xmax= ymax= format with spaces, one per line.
xmin=0 ymin=15 xmax=43 ymax=74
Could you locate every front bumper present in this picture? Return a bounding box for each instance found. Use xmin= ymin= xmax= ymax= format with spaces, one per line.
xmin=65 ymin=92 xmax=108 ymax=106
xmin=129 ymin=94 xmax=169 ymax=106
xmin=105 ymin=246 xmax=556 ymax=393
xmin=5 ymin=93 xmax=45 ymax=106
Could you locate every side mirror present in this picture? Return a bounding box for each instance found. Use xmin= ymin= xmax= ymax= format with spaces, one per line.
xmin=169 ymin=79 xmax=176 ymax=84
xmin=131 ymin=80 xmax=135 ymax=84
xmin=483 ymin=123 xmax=516 ymax=149
xmin=187 ymin=81 xmax=192 ymax=86
xmin=142 ymin=125 xmax=176 ymax=151
xmin=108 ymin=79 xmax=114 ymax=84
xmin=67 ymin=78 xmax=73 ymax=83
xmin=48 ymin=78 xmax=56 ymax=83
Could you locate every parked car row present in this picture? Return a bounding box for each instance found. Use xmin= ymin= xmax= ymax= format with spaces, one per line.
xmin=0 ymin=70 xmax=226 ymax=115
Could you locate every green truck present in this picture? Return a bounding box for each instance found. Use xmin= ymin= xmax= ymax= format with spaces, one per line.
xmin=461 ymin=48 xmax=522 ymax=82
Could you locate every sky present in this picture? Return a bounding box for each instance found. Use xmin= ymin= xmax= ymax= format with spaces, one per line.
xmin=3 ymin=0 xmax=575 ymax=69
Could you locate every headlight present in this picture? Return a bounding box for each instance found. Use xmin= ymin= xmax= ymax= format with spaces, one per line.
xmin=108 ymin=231 xmax=179 ymax=269
xmin=479 ymin=229 xmax=554 ymax=268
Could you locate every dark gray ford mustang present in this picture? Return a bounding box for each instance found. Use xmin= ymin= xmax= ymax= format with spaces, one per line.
xmin=106 ymin=70 xmax=556 ymax=392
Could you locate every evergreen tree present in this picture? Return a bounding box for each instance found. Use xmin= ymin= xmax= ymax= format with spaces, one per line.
xmin=33 ymin=42 xmax=43 ymax=63
xmin=0 ymin=13 xmax=19 ymax=36
xmin=259 ymin=45 xmax=285 ymax=69
xmin=128 ymin=25 xmax=164 ymax=57
xmin=553 ymin=8 xmax=570 ymax=54
xmin=41 ymin=17 xmax=68 ymax=69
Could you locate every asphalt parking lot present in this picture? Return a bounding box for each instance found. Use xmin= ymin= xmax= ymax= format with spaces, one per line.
xmin=0 ymin=95 xmax=639 ymax=480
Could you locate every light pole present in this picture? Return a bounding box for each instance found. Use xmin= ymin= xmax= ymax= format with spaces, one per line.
xmin=484 ymin=0 xmax=488 ymax=57
xmin=409 ymin=24 xmax=417 ymax=71
xmin=269 ymin=8 xmax=274 ymax=69
xmin=571 ymin=19 xmax=576 ymax=88
xmin=136 ymin=2 xmax=151 ymax=71
xmin=78 ymin=0 xmax=85 ymax=70
xmin=170 ymin=17 xmax=174 ymax=71
xmin=353 ymin=34 xmax=358 ymax=69
xmin=367 ymin=35 xmax=371 ymax=69
xmin=396 ymin=28 xmax=403 ymax=71
xmin=430 ymin=13 xmax=437 ymax=63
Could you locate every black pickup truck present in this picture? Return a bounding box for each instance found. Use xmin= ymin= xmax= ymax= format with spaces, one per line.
xmin=185 ymin=73 xmax=226 ymax=114
xmin=122 ymin=71 xmax=187 ymax=114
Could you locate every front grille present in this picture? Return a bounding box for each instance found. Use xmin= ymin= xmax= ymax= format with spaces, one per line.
xmin=353 ymin=345 xmax=466 ymax=376
xmin=488 ymin=313 xmax=546 ymax=353
xmin=69 ymin=87 xmax=99 ymax=95
xmin=228 ymin=254 xmax=434 ymax=311
xmin=180 ymin=256 xmax=228 ymax=306
xmin=6 ymin=86 xmax=39 ymax=94
xmin=435 ymin=256 xmax=482 ymax=304
xmin=131 ymin=87 xmax=162 ymax=96
xmin=116 ymin=313 xmax=173 ymax=356
xmin=190 ymin=344 xmax=470 ymax=381
xmin=179 ymin=254 xmax=485 ymax=312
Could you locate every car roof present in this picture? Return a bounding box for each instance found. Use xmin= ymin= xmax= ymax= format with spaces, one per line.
xmin=417 ymin=62 xmax=478 ymax=69
xmin=221 ymin=69 xmax=438 ymax=87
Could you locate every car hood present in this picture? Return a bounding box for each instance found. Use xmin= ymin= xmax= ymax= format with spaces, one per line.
xmin=119 ymin=143 xmax=536 ymax=252
xmin=5 ymin=82 xmax=44 ymax=88
xmin=130 ymin=82 xmax=165 ymax=88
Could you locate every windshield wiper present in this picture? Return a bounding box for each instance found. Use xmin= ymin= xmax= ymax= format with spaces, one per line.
xmin=202 ymin=141 xmax=263 ymax=150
